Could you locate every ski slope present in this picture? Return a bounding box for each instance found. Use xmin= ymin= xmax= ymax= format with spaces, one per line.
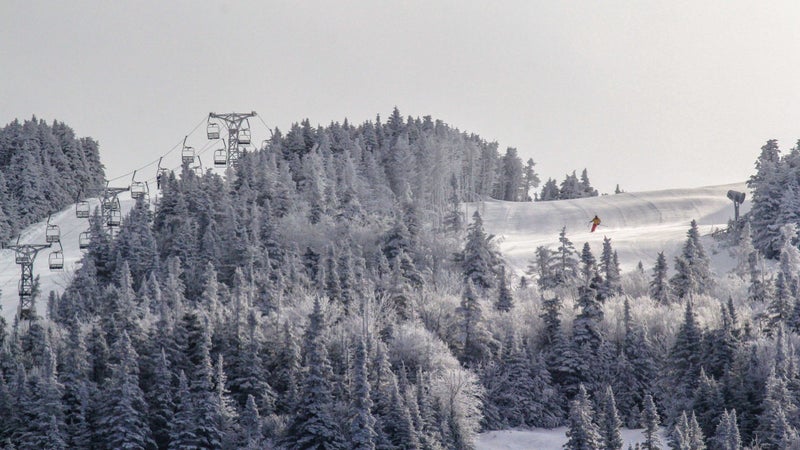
xmin=477 ymin=182 xmax=749 ymax=276
xmin=0 ymin=182 xmax=748 ymax=324
xmin=0 ymin=192 xmax=138 ymax=323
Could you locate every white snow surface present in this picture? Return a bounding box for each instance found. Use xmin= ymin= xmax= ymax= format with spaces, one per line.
xmin=477 ymin=182 xmax=749 ymax=276
xmin=0 ymin=192 xmax=139 ymax=323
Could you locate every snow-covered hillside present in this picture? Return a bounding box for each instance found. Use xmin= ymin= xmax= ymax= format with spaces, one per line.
xmin=478 ymin=182 xmax=749 ymax=276
xmin=0 ymin=182 xmax=748 ymax=325
xmin=0 ymin=193 xmax=138 ymax=323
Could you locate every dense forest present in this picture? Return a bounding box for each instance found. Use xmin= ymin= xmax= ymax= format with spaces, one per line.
xmin=0 ymin=117 xmax=106 ymax=243
xmin=0 ymin=111 xmax=798 ymax=449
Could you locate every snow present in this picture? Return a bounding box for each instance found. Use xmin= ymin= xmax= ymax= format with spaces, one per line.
xmin=477 ymin=182 xmax=749 ymax=275
xmin=476 ymin=427 xmax=669 ymax=449
xmin=0 ymin=192 xmax=139 ymax=323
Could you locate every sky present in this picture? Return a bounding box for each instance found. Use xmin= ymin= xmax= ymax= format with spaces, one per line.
xmin=2 ymin=0 xmax=800 ymax=193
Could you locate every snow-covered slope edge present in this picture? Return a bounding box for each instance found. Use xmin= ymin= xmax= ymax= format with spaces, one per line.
xmin=478 ymin=182 xmax=749 ymax=276
xmin=0 ymin=193 xmax=138 ymax=323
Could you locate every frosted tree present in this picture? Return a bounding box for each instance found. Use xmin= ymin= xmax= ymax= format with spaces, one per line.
xmin=99 ymin=331 xmax=154 ymax=450
xmin=597 ymin=385 xmax=623 ymax=450
xmin=757 ymin=370 xmax=799 ymax=450
xmin=459 ymin=211 xmax=499 ymax=290
xmin=642 ymin=394 xmax=663 ymax=450
xmin=650 ymin=252 xmax=670 ymax=303
xmin=713 ymin=409 xmax=741 ymax=450
xmin=671 ymin=221 xmax=713 ymax=298
xmin=284 ymin=298 xmax=347 ymax=449
xmin=564 ymin=384 xmax=602 ymax=450
xmin=523 ymin=158 xmax=540 ymax=201
xmin=599 ymin=238 xmax=622 ymax=298
xmin=669 ymin=411 xmax=705 ymax=450
xmin=349 ymin=336 xmax=377 ymax=450
xmin=730 ymin=220 xmax=755 ymax=279
xmin=495 ymin=266 xmax=514 ymax=312
xmin=529 ymin=246 xmax=557 ymax=290
xmin=456 ymin=281 xmax=495 ymax=367
xmin=553 ymin=227 xmax=579 ymax=288
xmin=747 ymin=139 xmax=784 ymax=258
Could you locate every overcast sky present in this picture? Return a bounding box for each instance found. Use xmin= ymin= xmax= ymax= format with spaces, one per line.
xmin=3 ymin=0 xmax=800 ymax=193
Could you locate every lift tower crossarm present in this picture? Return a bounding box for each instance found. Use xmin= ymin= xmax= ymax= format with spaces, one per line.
xmin=208 ymin=111 xmax=257 ymax=167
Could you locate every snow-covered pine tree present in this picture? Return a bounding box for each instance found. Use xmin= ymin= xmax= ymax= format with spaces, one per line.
xmin=564 ymin=384 xmax=602 ymax=450
xmin=597 ymin=385 xmax=623 ymax=450
xmin=650 ymin=252 xmax=670 ymax=303
xmin=553 ymin=227 xmax=579 ymax=288
xmin=642 ymin=394 xmax=663 ymax=450
xmin=747 ymin=139 xmax=784 ymax=258
xmin=713 ymin=409 xmax=741 ymax=450
xmin=495 ymin=266 xmax=514 ymax=312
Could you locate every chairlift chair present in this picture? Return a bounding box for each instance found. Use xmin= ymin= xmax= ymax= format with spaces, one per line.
xmin=79 ymin=231 xmax=91 ymax=249
xmin=214 ymin=148 xmax=228 ymax=167
xmin=207 ymin=122 xmax=220 ymax=140
xmin=76 ymin=200 xmax=90 ymax=218
xmin=103 ymin=198 xmax=120 ymax=211
xmin=107 ymin=210 xmax=121 ymax=227
xmin=131 ymin=181 xmax=146 ymax=199
xmin=49 ymin=251 xmax=64 ymax=270
xmin=238 ymin=128 xmax=252 ymax=145
xmin=15 ymin=252 xmax=31 ymax=265
xmin=182 ymin=146 xmax=195 ymax=165
xmin=45 ymin=224 xmax=60 ymax=243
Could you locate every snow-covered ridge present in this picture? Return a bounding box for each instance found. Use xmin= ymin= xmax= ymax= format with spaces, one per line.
xmin=477 ymin=182 xmax=749 ymax=276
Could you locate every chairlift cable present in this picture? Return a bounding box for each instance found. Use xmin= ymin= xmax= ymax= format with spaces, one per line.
xmin=106 ymin=115 xmax=208 ymax=182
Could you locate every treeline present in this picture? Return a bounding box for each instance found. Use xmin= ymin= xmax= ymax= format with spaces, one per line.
xmin=538 ymin=168 xmax=599 ymax=201
xmin=0 ymin=117 xmax=105 ymax=242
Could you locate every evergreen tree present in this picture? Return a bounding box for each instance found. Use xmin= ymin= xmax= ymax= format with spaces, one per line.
xmin=598 ymin=385 xmax=624 ymax=450
xmin=642 ymin=394 xmax=663 ymax=450
xmin=713 ymin=409 xmax=741 ymax=450
xmin=284 ymin=298 xmax=347 ymax=449
xmin=553 ymin=227 xmax=579 ymax=288
xmin=99 ymin=331 xmax=154 ymax=449
xmin=349 ymin=336 xmax=377 ymax=450
xmin=495 ymin=266 xmax=514 ymax=312
xmin=669 ymin=410 xmax=705 ymax=450
xmin=459 ymin=211 xmax=499 ymax=290
xmin=564 ymin=384 xmax=602 ymax=450
xmin=456 ymin=281 xmax=495 ymax=367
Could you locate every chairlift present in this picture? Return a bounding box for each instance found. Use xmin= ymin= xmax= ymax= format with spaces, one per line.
xmin=45 ymin=224 xmax=60 ymax=243
xmin=76 ymin=200 xmax=90 ymax=218
xmin=15 ymin=252 xmax=31 ymax=265
xmin=107 ymin=210 xmax=121 ymax=227
xmin=131 ymin=169 xmax=147 ymax=199
xmin=182 ymin=146 xmax=196 ymax=165
xmin=131 ymin=181 xmax=146 ymax=199
xmin=238 ymin=128 xmax=251 ymax=145
xmin=49 ymin=250 xmax=64 ymax=271
xmin=207 ymin=122 xmax=220 ymax=140
xmin=79 ymin=231 xmax=91 ymax=249
xmin=214 ymin=148 xmax=228 ymax=167
xmin=103 ymin=197 xmax=120 ymax=211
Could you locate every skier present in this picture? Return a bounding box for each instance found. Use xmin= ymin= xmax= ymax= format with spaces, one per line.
xmin=590 ymin=215 xmax=601 ymax=232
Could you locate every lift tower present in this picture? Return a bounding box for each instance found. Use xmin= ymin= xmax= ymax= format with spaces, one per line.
xmin=5 ymin=238 xmax=51 ymax=321
xmin=208 ymin=111 xmax=257 ymax=167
